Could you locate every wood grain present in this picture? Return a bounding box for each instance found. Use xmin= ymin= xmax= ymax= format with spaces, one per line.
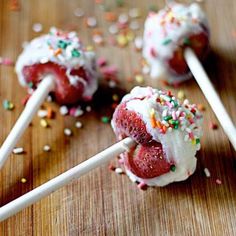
xmin=0 ymin=0 xmax=236 ymax=235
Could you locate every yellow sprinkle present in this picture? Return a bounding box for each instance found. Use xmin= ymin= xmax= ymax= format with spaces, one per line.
xmin=117 ymin=34 xmax=128 ymax=47
xmin=112 ymin=94 xmax=119 ymax=102
xmin=40 ymin=119 xmax=48 ymax=128
xmin=135 ymin=74 xmax=144 ymax=84
xmin=150 ymin=108 xmax=155 ymax=116
xmin=177 ymin=90 xmax=185 ymax=100
xmin=86 ymin=45 xmax=94 ymax=51
xmin=126 ymin=31 xmax=134 ymax=42
xmin=21 ymin=178 xmax=27 ymax=183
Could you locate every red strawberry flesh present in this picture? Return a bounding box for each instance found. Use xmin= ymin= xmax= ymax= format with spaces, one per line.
xmin=167 ymin=32 xmax=209 ymax=75
xmin=22 ymin=62 xmax=91 ymax=104
xmin=113 ymin=101 xmax=173 ymax=179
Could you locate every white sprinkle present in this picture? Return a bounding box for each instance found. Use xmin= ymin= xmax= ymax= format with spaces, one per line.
xmin=43 ymin=145 xmax=51 ymax=152
xmin=13 ymin=147 xmax=24 ymax=154
xmin=74 ymin=8 xmax=84 ymax=17
xmin=115 ymin=168 xmax=123 ymax=174
xmin=185 ymin=127 xmax=192 ymax=133
xmin=64 ymin=128 xmax=72 ymax=136
xmin=108 ymin=80 xmax=117 ymax=88
xmin=204 ymin=168 xmax=211 ymax=177
xmin=37 ymin=109 xmax=47 ymax=118
xmin=86 ymin=106 xmax=92 ymax=112
xmin=129 ymin=8 xmax=140 ymax=18
xmin=183 ymin=99 xmax=189 ymax=105
xmin=86 ymin=17 xmax=97 ymax=28
xmin=129 ymin=20 xmax=140 ymax=30
xmin=47 ymin=95 xmax=52 ymax=102
xmin=75 ymin=121 xmax=83 ymax=128
xmin=109 ymin=24 xmax=119 ymax=35
xmin=32 ymin=23 xmax=43 ymax=32
xmin=118 ymin=13 xmax=129 ymax=24
xmin=93 ymin=34 xmax=103 ymax=44
xmin=60 ymin=106 xmax=69 ymax=116
xmin=74 ymin=109 xmax=84 ymax=117
xmin=134 ymin=36 xmax=143 ymax=50
xmin=162 ymin=109 xmax=168 ymax=117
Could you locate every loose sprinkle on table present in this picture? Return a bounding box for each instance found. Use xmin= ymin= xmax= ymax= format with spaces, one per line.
xmin=209 ymin=122 xmax=218 ymax=130
xmin=32 ymin=23 xmax=43 ymax=32
xmin=3 ymin=100 xmax=14 ymax=110
xmin=74 ymin=8 xmax=84 ymax=17
xmin=37 ymin=109 xmax=47 ymax=118
xmin=75 ymin=121 xmax=83 ymax=128
xmin=86 ymin=17 xmax=97 ymax=28
xmin=204 ymin=168 xmax=211 ymax=177
xmin=60 ymin=105 xmax=69 ymax=116
xmin=13 ymin=147 xmax=24 ymax=154
xmin=21 ymin=178 xmax=27 ymax=183
xmin=216 ymin=179 xmax=222 ymax=185
xmin=115 ymin=167 xmax=123 ymax=174
xmin=40 ymin=119 xmax=48 ymax=128
xmin=137 ymin=182 xmax=148 ymax=190
xmin=64 ymin=128 xmax=72 ymax=136
xmin=101 ymin=116 xmax=110 ymax=123
xmin=43 ymin=145 xmax=51 ymax=152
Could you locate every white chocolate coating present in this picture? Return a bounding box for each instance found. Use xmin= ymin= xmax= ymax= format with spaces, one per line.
xmin=112 ymin=86 xmax=203 ymax=186
xmin=143 ymin=3 xmax=209 ymax=83
xmin=15 ymin=27 xmax=98 ymax=99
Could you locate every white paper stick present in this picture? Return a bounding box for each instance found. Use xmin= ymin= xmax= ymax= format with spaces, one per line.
xmin=184 ymin=48 xmax=236 ymax=151
xmin=0 ymin=75 xmax=55 ymax=169
xmin=0 ymin=137 xmax=135 ymax=222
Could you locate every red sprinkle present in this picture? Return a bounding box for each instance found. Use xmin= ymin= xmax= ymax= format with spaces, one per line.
xmin=209 ymin=122 xmax=218 ymax=130
xmin=108 ymin=164 xmax=116 ymax=171
xmin=137 ymin=182 xmax=148 ymax=190
xmin=216 ymin=179 xmax=222 ymax=185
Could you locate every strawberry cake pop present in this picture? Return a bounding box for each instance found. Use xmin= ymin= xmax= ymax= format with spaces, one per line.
xmin=0 ymin=28 xmax=98 ymax=169
xmin=143 ymin=2 xmax=209 ymax=84
xmin=15 ymin=27 xmax=98 ymax=104
xmin=111 ymin=86 xmax=203 ymax=186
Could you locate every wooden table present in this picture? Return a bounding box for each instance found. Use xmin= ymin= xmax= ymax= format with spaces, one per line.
xmin=0 ymin=0 xmax=236 ymax=235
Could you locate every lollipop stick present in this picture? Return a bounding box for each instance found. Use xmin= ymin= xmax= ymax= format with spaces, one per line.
xmin=0 ymin=137 xmax=135 ymax=222
xmin=0 ymin=75 xmax=55 ymax=169
xmin=184 ymin=48 xmax=236 ymax=151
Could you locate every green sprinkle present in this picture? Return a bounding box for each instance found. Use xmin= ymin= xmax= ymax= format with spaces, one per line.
xmin=71 ymin=49 xmax=81 ymax=57
xmin=3 ymin=100 xmax=14 ymax=110
xmin=58 ymin=40 xmax=69 ymax=49
xmin=101 ymin=116 xmax=110 ymax=123
xmin=28 ymin=82 xmax=33 ymax=88
xmin=174 ymin=125 xmax=179 ymax=129
xmin=116 ymin=0 xmax=124 ymax=7
xmin=170 ymin=165 xmax=176 ymax=172
xmin=171 ymin=100 xmax=179 ymax=107
xmin=162 ymin=38 xmax=172 ymax=45
xmin=172 ymin=120 xmax=179 ymax=125
xmin=196 ymin=138 xmax=200 ymax=144
xmin=164 ymin=115 xmax=172 ymax=121
xmin=183 ymin=37 xmax=191 ymax=46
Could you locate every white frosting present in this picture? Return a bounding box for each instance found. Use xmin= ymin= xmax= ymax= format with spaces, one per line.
xmin=112 ymin=86 xmax=203 ymax=186
xmin=15 ymin=27 xmax=98 ymax=99
xmin=143 ymin=3 xmax=209 ymax=83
